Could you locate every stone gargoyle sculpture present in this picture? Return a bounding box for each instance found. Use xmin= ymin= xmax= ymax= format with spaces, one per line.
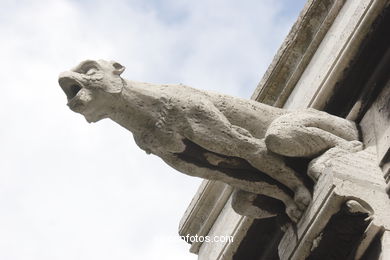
xmin=58 ymin=60 xmax=363 ymax=222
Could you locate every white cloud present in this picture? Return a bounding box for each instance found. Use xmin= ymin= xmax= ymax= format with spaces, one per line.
xmin=0 ymin=0 xmax=305 ymax=259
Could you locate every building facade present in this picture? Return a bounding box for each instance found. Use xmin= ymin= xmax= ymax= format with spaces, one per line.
xmin=179 ymin=0 xmax=390 ymax=259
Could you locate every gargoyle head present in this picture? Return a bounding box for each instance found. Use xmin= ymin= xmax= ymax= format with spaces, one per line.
xmin=58 ymin=59 xmax=125 ymax=122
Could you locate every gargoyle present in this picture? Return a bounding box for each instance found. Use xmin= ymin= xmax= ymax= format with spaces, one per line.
xmin=58 ymin=60 xmax=362 ymax=222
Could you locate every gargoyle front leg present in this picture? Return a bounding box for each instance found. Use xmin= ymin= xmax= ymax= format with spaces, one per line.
xmin=244 ymin=148 xmax=312 ymax=210
xmin=183 ymin=102 xmax=312 ymax=213
xmin=158 ymin=152 xmax=304 ymax=222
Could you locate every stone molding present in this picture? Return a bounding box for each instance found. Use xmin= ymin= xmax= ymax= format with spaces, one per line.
xmin=251 ymin=0 xmax=346 ymax=107
xmin=197 ymin=198 xmax=253 ymax=260
xmin=178 ymin=181 xmax=233 ymax=253
xmin=278 ymin=149 xmax=390 ymax=259
xmin=285 ymin=0 xmax=390 ymax=110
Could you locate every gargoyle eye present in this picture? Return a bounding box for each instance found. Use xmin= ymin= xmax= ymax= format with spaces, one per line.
xmin=112 ymin=63 xmax=122 ymax=69
xmin=85 ymin=67 xmax=98 ymax=75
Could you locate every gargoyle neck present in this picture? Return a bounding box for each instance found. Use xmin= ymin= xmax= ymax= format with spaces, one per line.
xmin=109 ymin=80 xmax=162 ymax=134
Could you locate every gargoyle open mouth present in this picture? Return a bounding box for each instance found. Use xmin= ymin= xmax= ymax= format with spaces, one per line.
xmin=58 ymin=77 xmax=83 ymax=100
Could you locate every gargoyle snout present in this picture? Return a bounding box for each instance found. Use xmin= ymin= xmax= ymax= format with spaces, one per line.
xmin=58 ymin=71 xmax=83 ymax=100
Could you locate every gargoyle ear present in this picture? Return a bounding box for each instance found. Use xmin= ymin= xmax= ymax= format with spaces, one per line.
xmin=111 ymin=61 xmax=126 ymax=75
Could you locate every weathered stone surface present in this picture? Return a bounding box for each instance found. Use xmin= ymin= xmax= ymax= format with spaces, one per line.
xmin=252 ymin=0 xmax=347 ymax=107
xmin=359 ymin=80 xmax=390 ymax=196
xmin=278 ymin=149 xmax=390 ymax=260
xmin=178 ymin=180 xmax=233 ymax=253
xmin=58 ymin=59 xmax=362 ymax=222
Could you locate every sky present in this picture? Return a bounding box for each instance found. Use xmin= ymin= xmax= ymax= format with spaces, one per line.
xmin=0 ymin=0 xmax=306 ymax=259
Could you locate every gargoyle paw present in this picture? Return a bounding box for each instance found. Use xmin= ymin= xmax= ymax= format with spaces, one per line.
xmin=340 ymin=140 xmax=363 ymax=153
xmin=294 ymin=187 xmax=311 ymax=210
xmin=308 ymin=147 xmax=350 ymax=182
xmin=286 ymin=203 xmax=303 ymax=223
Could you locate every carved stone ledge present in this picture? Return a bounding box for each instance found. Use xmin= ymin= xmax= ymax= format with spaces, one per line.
xmin=278 ymin=149 xmax=390 ymax=260
xmin=178 ymin=180 xmax=233 ymax=253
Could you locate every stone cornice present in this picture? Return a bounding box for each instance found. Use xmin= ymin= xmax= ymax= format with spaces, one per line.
xmin=178 ymin=181 xmax=233 ymax=253
xmin=251 ymin=0 xmax=346 ymax=107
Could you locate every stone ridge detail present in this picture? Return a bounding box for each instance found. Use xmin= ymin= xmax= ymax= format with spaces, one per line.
xmin=58 ymin=59 xmax=362 ymax=222
xmin=279 ymin=149 xmax=390 ymax=260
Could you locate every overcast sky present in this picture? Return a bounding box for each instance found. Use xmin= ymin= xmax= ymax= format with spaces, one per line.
xmin=0 ymin=0 xmax=306 ymax=259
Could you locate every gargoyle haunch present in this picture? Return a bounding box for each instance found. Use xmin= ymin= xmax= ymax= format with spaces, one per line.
xmin=58 ymin=60 xmax=362 ymax=222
